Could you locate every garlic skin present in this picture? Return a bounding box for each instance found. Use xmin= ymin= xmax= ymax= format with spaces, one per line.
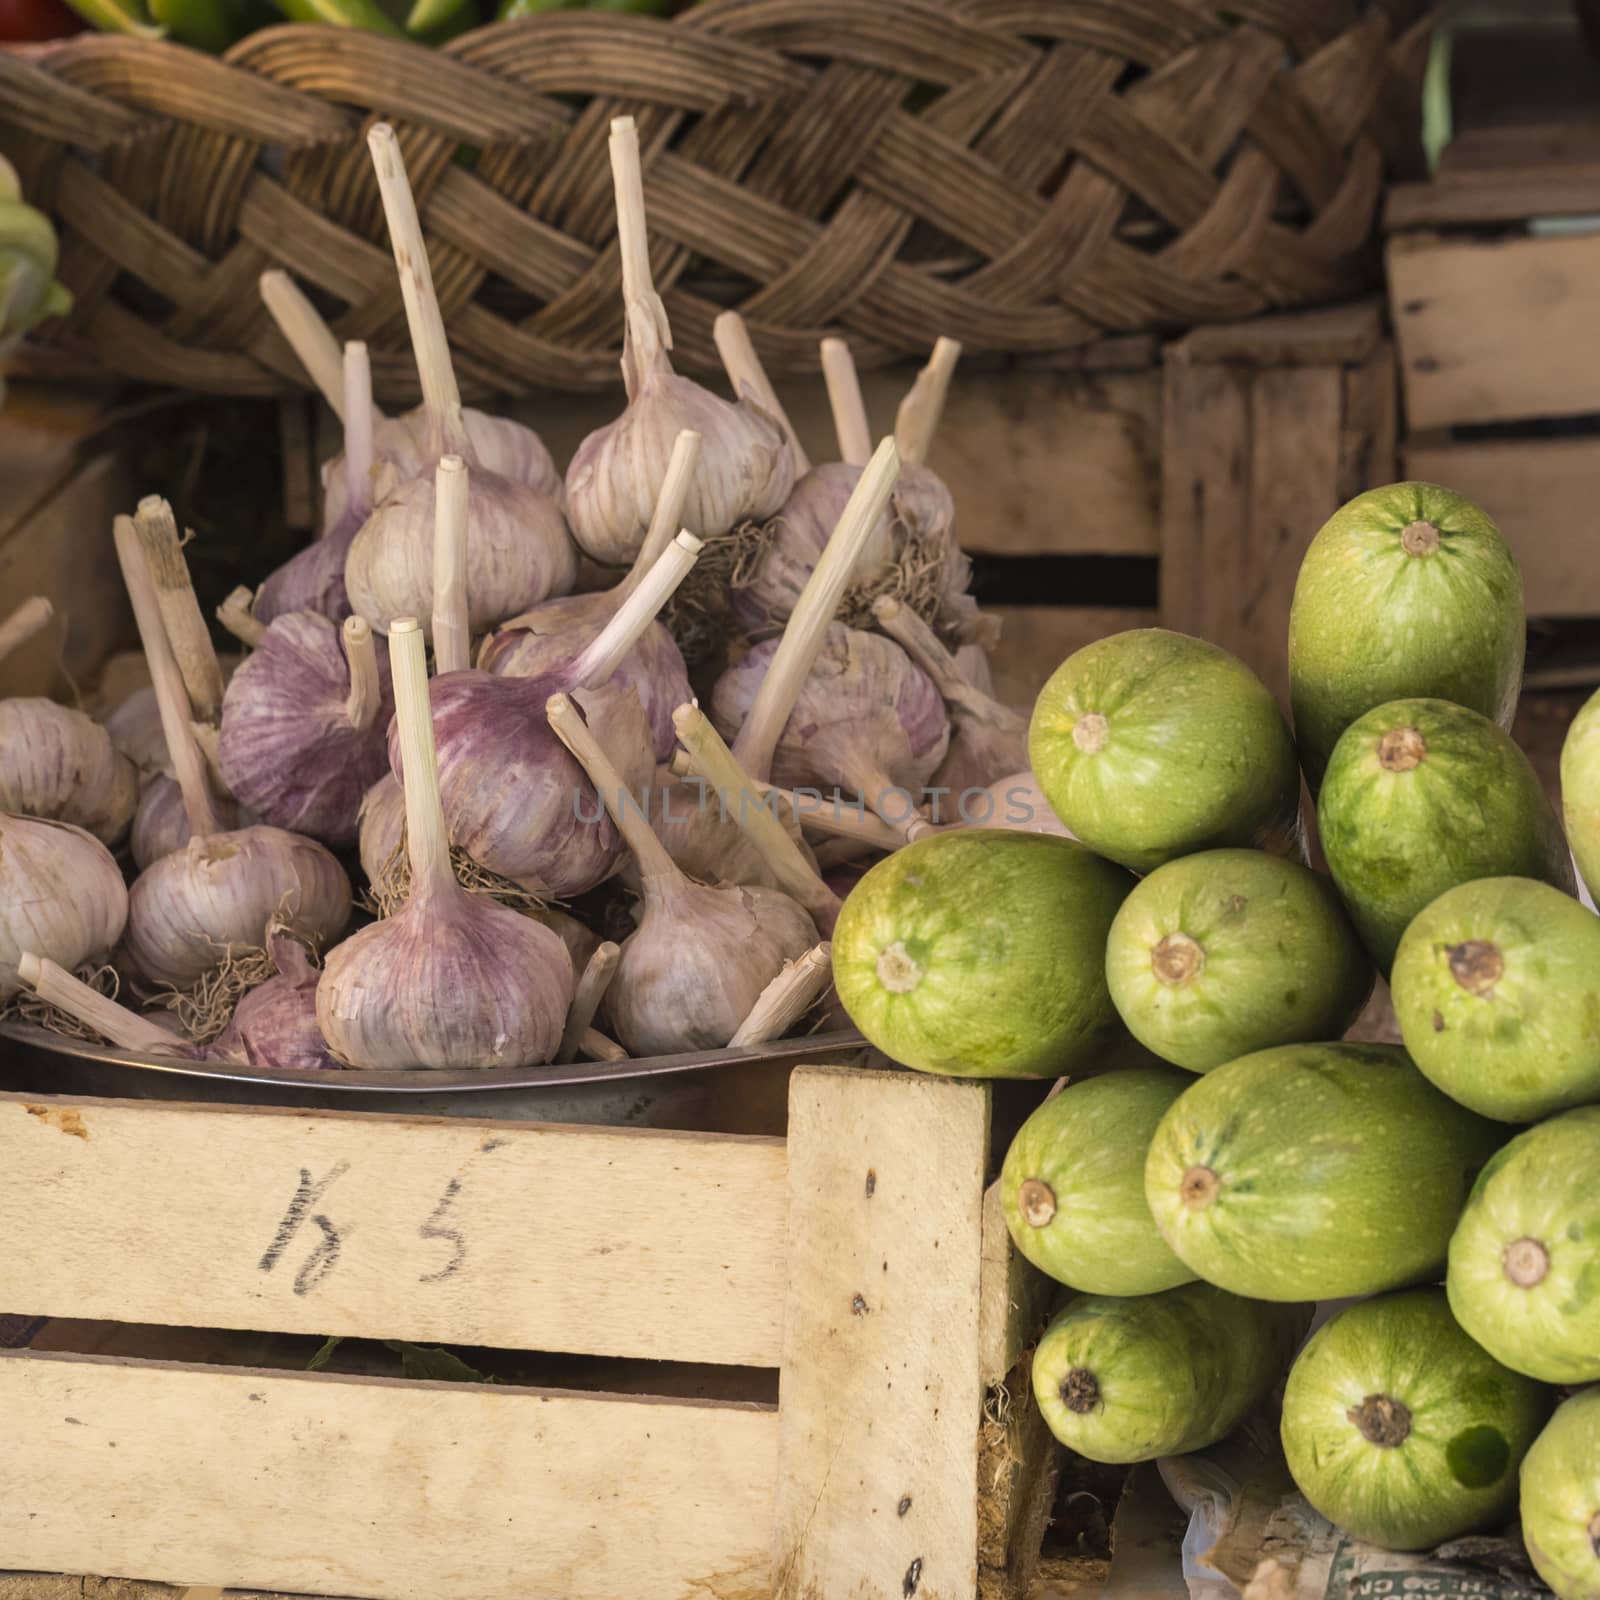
xmin=478 ymin=596 xmax=691 ymax=762
xmin=956 ymin=643 xmax=995 ymax=697
xmin=131 ymin=771 xmax=247 ymax=871
xmin=932 ymin=716 xmax=1029 ymax=799
xmin=255 ymin=523 xmax=357 ymax=628
xmin=357 ymin=771 xmax=403 ymax=888
xmin=219 ymin=612 xmax=393 ymax=848
xmin=623 ymin=770 xmax=814 ymax=894
xmin=125 ymin=827 xmax=352 ymax=989
xmin=318 ymin=895 xmax=572 ymax=1071
xmin=732 ymin=461 xmax=957 ymax=636
xmin=565 ymin=308 xmax=794 ymax=567
xmin=391 ymin=672 xmax=654 ymax=897
xmin=0 ymin=698 xmax=138 ymax=844
xmin=209 ymin=933 xmax=337 ymax=1072
xmin=711 ymin=624 xmax=950 ymax=810
xmin=104 ymin=686 xmax=167 ymax=775
xmin=346 ymin=468 xmax=577 ymax=640
xmin=969 ymin=770 xmax=1073 ymax=838
xmin=0 ymin=815 xmax=128 ymax=1000
xmin=603 ymin=879 xmax=817 ymax=1057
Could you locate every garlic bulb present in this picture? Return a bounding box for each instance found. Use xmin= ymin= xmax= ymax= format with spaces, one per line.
xmin=104 ymin=685 xmax=167 ymax=774
xmin=548 ymin=692 xmax=817 ymax=1058
xmin=968 ymin=769 xmax=1073 ymax=838
xmin=623 ymin=769 xmax=809 ymax=895
xmin=115 ymin=512 xmax=352 ymax=991
xmin=219 ymin=613 xmax=392 ymax=848
xmin=713 ymin=623 xmax=949 ymax=835
xmin=318 ymin=617 xmax=573 ymax=1070
xmin=732 ymin=460 xmax=954 ymax=637
xmin=357 ymin=771 xmax=404 ymax=888
xmin=479 ymin=428 xmax=700 ymax=760
xmin=131 ymin=769 xmax=246 ymax=870
xmin=873 ymin=596 xmax=1025 ymax=796
xmin=0 ymin=816 xmax=127 ymax=1001
xmin=254 ymin=342 xmax=375 ymax=626
xmin=563 ymin=121 xmax=794 ymax=565
xmin=345 ymin=127 xmax=576 ymax=637
xmin=259 ymin=270 xmax=560 ymax=541
xmin=0 ymin=697 xmax=138 ymax=844
xmin=210 ymin=932 xmax=338 ymax=1072
xmin=397 ymin=484 xmax=702 ymax=897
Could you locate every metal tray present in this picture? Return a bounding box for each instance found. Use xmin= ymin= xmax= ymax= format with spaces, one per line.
xmin=0 ymin=1024 xmax=871 ymax=1131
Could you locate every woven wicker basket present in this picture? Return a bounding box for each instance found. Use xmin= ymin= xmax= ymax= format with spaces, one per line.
xmin=0 ymin=0 xmax=1434 ymax=403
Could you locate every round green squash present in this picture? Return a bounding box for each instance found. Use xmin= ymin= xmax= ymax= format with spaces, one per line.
xmin=1027 ymin=628 xmax=1300 ymax=875
xmin=1562 ymin=687 xmax=1600 ymax=907
xmin=1391 ymin=877 xmax=1600 ymax=1122
xmin=1447 ymin=1107 xmax=1600 ymax=1386
xmin=1105 ymin=849 xmax=1373 ymax=1073
xmin=1280 ymin=1287 xmax=1551 ymax=1552
xmin=999 ymin=1067 xmax=1195 ymax=1295
xmin=1031 ymin=1281 xmax=1308 ymax=1464
xmin=1318 ymin=697 xmax=1575 ymax=974
xmin=1144 ymin=1042 xmax=1504 ymax=1301
xmin=1522 ymin=1388 xmax=1600 ymax=1600
xmin=1288 ymin=481 xmax=1524 ymax=795
xmin=830 ymin=830 xmax=1134 ymax=1079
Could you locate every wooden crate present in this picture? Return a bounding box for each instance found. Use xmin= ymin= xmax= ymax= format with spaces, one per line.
xmin=1386 ymin=115 xmax=1600 ymax=618
xmin=0 ymin=1064 xmax=1058 ymax=1600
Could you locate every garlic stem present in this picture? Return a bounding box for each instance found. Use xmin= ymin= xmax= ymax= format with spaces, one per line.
xmin=547 ymin=691 xmax=680 ymax=885
xmin=848 ymin=755 xmax=927 ymax=843
xmin=389 ymin=616 xmax=455 ymax=900
xmin=133 ymin=496 xmax=225 ymax=726
xmin=216 ymin=585 xmax=267 ymax=648
xmin=17 ymin=952 xmax=179 ymax=1053
xmin=609 ymin=115 xmax=672 ymax=373
xmin=895 ymin=336 xmax=961 ymax=466
xmin=731 ymin=435 xmax=901 ymax=780
xmin=714 ymin=310 xmax=809 ymax=474
xmin=344 ymin=340 xmax=376 ymax=515
xmin=190 ymin=720 xmax=226 ymax=793
xmin=259 ymin=270 xmax=346 ymax=419
xmin=114 ymin=514 xmax=221 ymax=840
xmin=557 ymin=940 xmax=620 ymax=1064
xmin=572 ymin=530 xmax=703 ymax=690
xmin=821 ymin=338 xmax=872 ymax=467
xmin=672 ymin=704 xmax=842 ymax=930
xmin=0 ymin=595 xmax=53 ymax=667
xmin=582 ymin=1027 xmax=627 ymax=1063
xmin=755 ymin=779 xmax=903 ymax=849
xmin=367 ymin=123 xmax=469 ymax=458
xmin=343 ymin=616 xmax=381 ymax=730
xmin=431 ymin=454 xmax=471 ymax=674
xmin=873 ymin=595 xmax=1026 ymax=732
xmin=729 ymin=941 xmax=833 ymax=1047
xmin=619 ymin=427 xmax=701 ymax=598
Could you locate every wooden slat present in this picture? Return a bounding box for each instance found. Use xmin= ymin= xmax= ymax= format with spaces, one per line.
xmin=774 ymin=1065 xmax=989 ymax=1600
xmin=1385 ymin=164 xmax=1600 ymax=230
xmin=1339 ymin=341 xmax=1399 ymax=505
xmin=0 ymin=1350 xmax=775 ymax=1600
xmin=1401 ymin=435 xmax=1600 ymax=616
xmin=1170 ymin=298 xmax=1384 ymax=367
xmin=0 ymin=1093 xmax=786 ymax=1368
xmin=985 ymin=605 xmax=1158 ymax=709
xmin=1388 ymin=229 xmax=1600 ymax=429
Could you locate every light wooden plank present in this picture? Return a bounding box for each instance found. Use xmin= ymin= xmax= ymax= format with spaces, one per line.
xmin=985 ymin=606 xmax=1158 ymax=711
xmin=0 ymin=1092 xmax=786 ymax=1368
xmin=0 ymin=1350 xmax=776 ymax=1600
xmin=978 ymin=1180 xmax=1052 ymax=1388
xmin=1240 ymin=366 xmax=1344 ymax=706
xmin=1401 ymin=434 xmax=1600 ymax=616
xmin=1171 ymin=299 xmax=1384 ymax=368
xmin=774 ymin=1064 xmax=990 ymax=1600
xmin=1388 ymin=229 xmax=1600 ymax=429
xmin=508 ymin=364 xmax=1163 ymax=559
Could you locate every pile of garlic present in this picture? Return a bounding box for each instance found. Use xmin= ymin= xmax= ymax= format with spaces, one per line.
xmin=2 ymin=114 xmax=1039 ymax=1075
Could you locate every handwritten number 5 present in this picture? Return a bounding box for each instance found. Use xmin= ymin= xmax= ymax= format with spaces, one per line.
xmin=418 ymin=1177 xmax=467 ymax=1283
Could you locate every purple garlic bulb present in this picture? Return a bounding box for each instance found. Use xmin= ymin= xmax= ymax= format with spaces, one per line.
xmin=219 ymin=614 xmax=393 ymax=849
xmin=210 ymin=933 xmax=339 ymax=1072
xmin=711 ymin=624 xmax=950 ymax=824
xmin=132 ymin=770 xmax=248 ymax=871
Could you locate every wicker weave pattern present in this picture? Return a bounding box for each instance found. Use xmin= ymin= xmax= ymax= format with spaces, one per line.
xmin=0 ymin=0 xmax=1432 ymax=401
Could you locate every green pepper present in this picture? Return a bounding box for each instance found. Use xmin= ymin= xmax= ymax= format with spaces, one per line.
xmin=149 ymin=0 xmax=243 ymax=51
xmin=57 ymin=0 xmax=163 ymax=36
xmin=269 ymin=0 xmax=401 ymax=31
xmin=498 ymin=0 xmax=670 ymax=19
